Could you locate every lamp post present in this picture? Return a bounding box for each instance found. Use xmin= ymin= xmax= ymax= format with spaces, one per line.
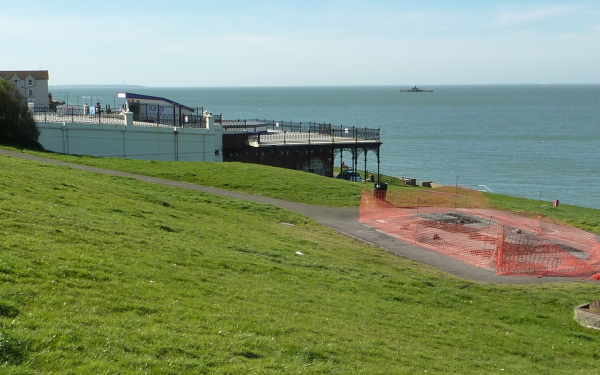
xmin=58 ymin=91 xmax=69 ymax=106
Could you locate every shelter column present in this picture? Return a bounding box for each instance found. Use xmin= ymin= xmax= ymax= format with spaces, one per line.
xmin=124 ymin=111 xmax=133 ymax=127
xmin=205 ymin=112 xmax=214 ymax=129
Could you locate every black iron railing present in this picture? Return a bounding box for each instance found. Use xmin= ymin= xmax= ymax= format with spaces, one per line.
xmin=33 ymin=106 xmax=208 ymax=128
xmin=223 ymin=119 xmax=380 ymax=144
xmin=133 ymin=113 xmax=205 ymax=127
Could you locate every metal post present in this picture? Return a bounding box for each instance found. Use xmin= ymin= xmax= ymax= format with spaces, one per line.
xmin=454 ymin=177 xmax=459 ymax=211
xmin=174 ymin=128 xmax=179 ymax=161
xmin=416 ymin=193 xmax=420 ymax=245
xmin=364 ymin=147 xmax=368 ymax=181
xmin=58 ymin=91 xmax=69 ymax=107
xmin=377 ymin=146 xmax=381 ymax=183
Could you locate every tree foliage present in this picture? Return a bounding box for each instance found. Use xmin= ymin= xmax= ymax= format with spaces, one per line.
xmin=0 ymin=78 xmax=42 ymax=148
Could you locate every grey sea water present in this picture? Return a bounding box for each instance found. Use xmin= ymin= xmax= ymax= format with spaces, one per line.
xmin=51 ymin=85 xmax=600 ymax=210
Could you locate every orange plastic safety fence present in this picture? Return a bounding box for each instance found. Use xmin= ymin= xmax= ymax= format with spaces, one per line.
xmin=359 ymin=187 xmax=600 ymax=279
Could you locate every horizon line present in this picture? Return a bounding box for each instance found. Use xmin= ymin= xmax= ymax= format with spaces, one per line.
xmin=49 ymin=82 xmax=600 ymax=89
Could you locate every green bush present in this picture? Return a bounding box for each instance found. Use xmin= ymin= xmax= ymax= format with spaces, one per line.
xmin=0 ymin=79 xmax=42 ymax=149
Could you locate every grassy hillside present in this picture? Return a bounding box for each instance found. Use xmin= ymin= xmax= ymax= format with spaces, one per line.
xmin=1 ymin=153 xmax=600 ymax=373
xmin=14 ymin=149 xmax=600 ymax=234
xmin=20 ymin=150 xmax=366 ymax=207
xmin=486 ymin=193 xmax=600 ymax=235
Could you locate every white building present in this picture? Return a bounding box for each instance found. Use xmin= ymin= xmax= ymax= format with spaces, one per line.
xmin=0 ymin=70 xmax=49 ymax=108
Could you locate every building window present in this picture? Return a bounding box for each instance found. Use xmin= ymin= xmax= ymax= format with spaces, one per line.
xmin=28 ymin=80 xmax=33 ymax=85
xmin=28 ymin=89 xmax=33 ymax=96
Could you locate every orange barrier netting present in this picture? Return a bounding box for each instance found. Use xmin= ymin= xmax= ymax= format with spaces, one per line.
xmin=359 ymin=187 xmax=600 ymax=279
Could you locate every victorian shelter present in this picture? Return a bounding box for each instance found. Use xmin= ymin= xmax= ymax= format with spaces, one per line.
xmin=222 ymin=119 xmax=381 ymax=180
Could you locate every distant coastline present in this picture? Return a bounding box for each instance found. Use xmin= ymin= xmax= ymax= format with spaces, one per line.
xmin=50 ymin=84 xmax=145 ymax=89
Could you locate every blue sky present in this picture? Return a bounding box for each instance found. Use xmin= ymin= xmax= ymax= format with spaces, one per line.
xmin=2 ymin=0 xmax=599 ymax=86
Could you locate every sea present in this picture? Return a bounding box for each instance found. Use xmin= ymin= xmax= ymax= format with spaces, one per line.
xmin=50 ymin=85 xmax=600 ymax=210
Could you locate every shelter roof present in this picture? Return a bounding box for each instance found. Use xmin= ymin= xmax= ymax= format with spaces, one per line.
xmin=0 ymin=70 xmax=49 ymax=80
xmin=118 ymin=92 xmax=195 ymax=112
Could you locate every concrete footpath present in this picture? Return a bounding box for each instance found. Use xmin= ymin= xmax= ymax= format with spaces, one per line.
xmin=1 ymin=148 xmax=592 ymax=285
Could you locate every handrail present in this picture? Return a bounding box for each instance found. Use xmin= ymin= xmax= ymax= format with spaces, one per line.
xmin=222 ymin=119 xmax=380 ymax=143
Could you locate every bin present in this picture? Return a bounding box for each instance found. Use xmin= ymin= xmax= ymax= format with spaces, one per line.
xmin=374 ymin=182 xmax=388 ymax=200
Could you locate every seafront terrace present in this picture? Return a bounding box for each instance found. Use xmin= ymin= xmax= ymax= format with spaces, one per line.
xmin=221 ymin=119 xmax=380 ymax=147
xmin=221 ymin=118 xmax=382 ymax=179
xmin=33 ymin=107 xmax=206 ymax=128
xmin=34 ymin=108 xmax=126 ymax=125
xmin=33 ymin=109 xmax=381 ymax=148
xmin=33 ymin=108 xmax=381 ymax=174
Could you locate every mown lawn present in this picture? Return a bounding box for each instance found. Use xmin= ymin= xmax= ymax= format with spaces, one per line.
xmin=15 ymin=148 xmax=600 ymax=234
xmin=19 ymin=149 xmax=366 ymax=207
xmin=1 ymin=152 xmax=600 ymax=374
xmin=486 ymin=193 xmax=600 ymax=235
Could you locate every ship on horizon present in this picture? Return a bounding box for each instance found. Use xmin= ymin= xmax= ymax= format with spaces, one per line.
xmin=400 ymin=85 xmax=433 ymax=92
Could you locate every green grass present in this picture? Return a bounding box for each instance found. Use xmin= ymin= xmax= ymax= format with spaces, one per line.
xmin=486 ymin=193 xmax=600 ymax=235
xmin=13 ymin=148 xmax=600 ymax=235
xmin=18 ymin=149 xmax=367 ymax=207
xmin=2 ymin=152 xmax=600 ymax=373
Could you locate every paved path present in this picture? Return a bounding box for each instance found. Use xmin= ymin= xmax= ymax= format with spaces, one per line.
xmin=1 ymin=148 xmax=592 ymax=285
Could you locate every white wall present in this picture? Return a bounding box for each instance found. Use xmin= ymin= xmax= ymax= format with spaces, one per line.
xmin=38 ymin=122 xmax=223 ymax=162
